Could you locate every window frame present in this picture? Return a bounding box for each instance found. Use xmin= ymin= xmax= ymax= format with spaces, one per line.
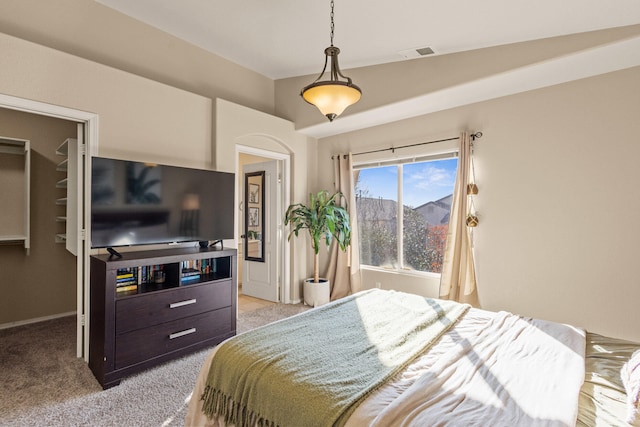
xmin=354 ymin=148 xmax=459 ymax=278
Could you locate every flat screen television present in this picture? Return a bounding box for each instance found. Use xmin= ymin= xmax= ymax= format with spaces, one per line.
xmin=90 ymin=157 xmax=235 ymax=249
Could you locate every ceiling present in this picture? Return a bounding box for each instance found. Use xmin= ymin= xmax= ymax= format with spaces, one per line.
xmin=93 ymin=1 xmax=640 ymax=137
xmin=96 ymin=0 xmax=640 ymax=80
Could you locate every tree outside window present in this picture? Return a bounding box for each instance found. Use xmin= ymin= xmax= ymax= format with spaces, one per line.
xmin=355 ymin=157 xmax=457 ymax=274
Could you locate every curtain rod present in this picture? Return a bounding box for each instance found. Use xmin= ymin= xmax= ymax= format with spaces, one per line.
xmin=332 ymin=131 xmax=482 ymax=159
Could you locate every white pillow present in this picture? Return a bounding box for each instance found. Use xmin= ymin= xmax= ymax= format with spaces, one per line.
xmin=621 ymin=349 xmax=640 ymax=425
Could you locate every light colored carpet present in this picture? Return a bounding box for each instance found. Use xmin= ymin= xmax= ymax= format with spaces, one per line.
xmin=0 ymin=303 xmax=309 ymax=427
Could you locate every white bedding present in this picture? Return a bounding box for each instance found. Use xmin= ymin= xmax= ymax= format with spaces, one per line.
xmin=185 ymin=305 xmax=585 ymax=427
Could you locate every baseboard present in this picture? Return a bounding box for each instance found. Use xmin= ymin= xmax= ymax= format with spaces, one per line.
xmin=0 ymin=311 xmax=77 ymax=330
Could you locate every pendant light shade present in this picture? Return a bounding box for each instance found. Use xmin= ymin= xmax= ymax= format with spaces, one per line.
xmin=301 ymin=2 xmax=361 ymax=122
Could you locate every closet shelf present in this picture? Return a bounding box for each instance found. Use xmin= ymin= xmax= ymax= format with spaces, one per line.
xmin=55 ymin=138 xmax=79 ymax=255
xmin=56 ymin=158 xmax=68 ymax=172
xmin=0 ymin=137 xmax=30 ymax=254
xmin=0 ymin=235 xmax=28 ymax=242
xmin=56 ymin=140 xmax=69 ymax=156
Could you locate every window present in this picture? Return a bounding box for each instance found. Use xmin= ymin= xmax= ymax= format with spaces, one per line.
xmin=355 ymin=155 xmax=458 ymax=274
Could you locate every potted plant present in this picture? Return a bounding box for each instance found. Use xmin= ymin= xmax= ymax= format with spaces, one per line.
xmin=284 ymin=190 xmax=351 ymax=306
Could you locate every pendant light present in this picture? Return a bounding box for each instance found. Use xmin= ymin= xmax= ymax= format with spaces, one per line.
xmin=301 ymin=0 xmax=362 ymax=122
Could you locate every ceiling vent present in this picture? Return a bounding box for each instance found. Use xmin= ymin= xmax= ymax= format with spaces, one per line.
xmin=398 ymin=46 xmax=435 ymax=59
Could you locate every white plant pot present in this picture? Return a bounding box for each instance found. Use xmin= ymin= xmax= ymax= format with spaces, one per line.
xmin=303 ymin=278 xmax=330 ymax=308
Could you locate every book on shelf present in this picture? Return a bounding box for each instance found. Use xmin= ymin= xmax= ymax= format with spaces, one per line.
xmin=182 ymin=268 xmax=201 ymax=277
xmin=116 ymin=279 xmax=137 ymax=287
xmin=116 ymin=268 xmax=137 ymax=286
xmin=116 ymin=284 xmax=138 ymax=293
xmin=138 ymin=265 xmax=160 ymax=284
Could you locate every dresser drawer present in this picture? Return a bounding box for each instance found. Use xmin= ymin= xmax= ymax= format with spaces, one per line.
xmin=115 ymin=280 xmax=232 ymax=335
xmin=115 ymin=306 xmax=233 ymax=369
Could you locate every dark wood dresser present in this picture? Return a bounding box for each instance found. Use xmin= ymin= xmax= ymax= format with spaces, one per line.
xmin=89 ymin=246 xmax=237 ymax=389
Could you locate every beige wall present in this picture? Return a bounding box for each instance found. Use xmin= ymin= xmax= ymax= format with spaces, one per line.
xmin=0 ymin=32 xmax=213 ymax=169
xmin=317 ymin=66 xmax=640 ymax=342
xmin=0 ymin=0 xmax=274 ymax=116
xmin=0 ymin=109 xmax=77 ymax=325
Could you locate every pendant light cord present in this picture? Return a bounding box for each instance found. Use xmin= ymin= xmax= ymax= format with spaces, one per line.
xmin=330 ymin=0 xmax=335 ymax=47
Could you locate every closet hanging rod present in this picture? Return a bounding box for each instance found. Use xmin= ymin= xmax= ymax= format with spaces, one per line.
xmin=333 ymin=132 xmax=482 ymax=159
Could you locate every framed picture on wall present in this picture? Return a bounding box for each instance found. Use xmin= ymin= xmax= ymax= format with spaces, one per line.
xmin=249 ymin=183 xmax=260 ymax=204
xmin=249 ymin=207 xmax=260 ymax=227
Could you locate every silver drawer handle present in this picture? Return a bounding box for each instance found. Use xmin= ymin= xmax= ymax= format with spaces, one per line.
xmin=169 ymin=328 xmax=196 ymax=340
xmin=169 ymin=298 xmax=196 ymax=309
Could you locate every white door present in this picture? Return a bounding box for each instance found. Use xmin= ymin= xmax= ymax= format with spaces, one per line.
xmin=73 ymin=124 xmax=84 ymax=358
xmin=241 ymin=160 xmax=279 ymax=302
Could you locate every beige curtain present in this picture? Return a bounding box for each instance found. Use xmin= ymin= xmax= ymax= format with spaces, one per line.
xmin=326 ymin=153 xmax=362 ymax=300
xmin=439 ymin=132 xmax=479 ymax=306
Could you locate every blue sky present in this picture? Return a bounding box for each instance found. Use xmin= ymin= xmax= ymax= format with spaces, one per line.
xmin=356 ymin=158 xmax=458 ymax=208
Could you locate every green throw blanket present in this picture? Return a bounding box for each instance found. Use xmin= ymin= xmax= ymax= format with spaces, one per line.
xmin=201 ymin=289 xmax=469 ymax=427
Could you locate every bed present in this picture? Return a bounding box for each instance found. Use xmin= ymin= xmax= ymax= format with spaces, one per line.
xmin=185 ymin=289 xmax=640 ymax=427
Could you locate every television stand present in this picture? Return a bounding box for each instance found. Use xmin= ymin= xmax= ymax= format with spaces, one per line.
xmin=89 ymin=246 xmax=237 ymax=389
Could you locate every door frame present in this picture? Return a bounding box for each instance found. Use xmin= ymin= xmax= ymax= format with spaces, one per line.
xmin=0 ymin=93 xmax=97 ymax=360
xmin=236 ymin=144 xmax=291 ymax=303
